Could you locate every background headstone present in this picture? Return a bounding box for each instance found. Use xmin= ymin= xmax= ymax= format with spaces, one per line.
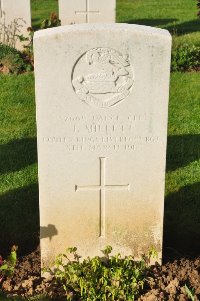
xmin=34 ymin=24 xmax=171 ymax=266
xmin=59 ymin=0 xmax=116 ymax=25
xmin=0 ymin=0 xmax=31 ymax=50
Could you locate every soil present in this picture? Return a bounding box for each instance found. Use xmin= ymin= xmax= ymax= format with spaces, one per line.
xmin=1 ymin=246 xmax=200 ymax=300
xmin=0 ymin=65 xmax=10 ymax=74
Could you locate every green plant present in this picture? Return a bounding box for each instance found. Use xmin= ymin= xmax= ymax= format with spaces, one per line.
xmin=0 ymin=43 xmax=32 ymax=74
xmin=45 ymin=246 xmax=157 ymax=301
xmin=197 ymin=0 xmax=200 ymax=18
xmin=0 ymin=43 xmax=20 ymax=60
xmin=17 ymin=27 xmax=34 ymax=71
xmin=185 ymin=284 xmax=195 ymax=301
xmin=171 ymin=44 xmax=200 ymax=72
xmin=40 ymin=12 xmax=61 ymax=29
xmin=0 ymin=246 xmax=17 ymax=283
xmin=17 ymin=12 xmax=61 ymax=70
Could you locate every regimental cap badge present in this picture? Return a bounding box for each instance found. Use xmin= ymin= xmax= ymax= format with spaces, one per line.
xmin=72 ymin=47 xmax=134 ymax=108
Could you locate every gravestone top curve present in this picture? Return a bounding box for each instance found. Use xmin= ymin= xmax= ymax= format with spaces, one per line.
xmin=35 ymin=23 xmax=171 ymax=39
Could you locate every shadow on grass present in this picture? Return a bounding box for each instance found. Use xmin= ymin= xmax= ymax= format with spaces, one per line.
xmin=126 ymin=18 xmax=199 ymax=36
xmin=166 ymin=19 xmax=200 ymax=36
xmin=126 ymin=18 xmax=178 ymax=27
xmin=163 ymin=182 xmax=200 ymax=262
xmin=0 ymin=183 xmax=39 ymax=257
xmin=166 ymin=134 xmax=200 ymax=171
xmin=1 ymin=134 xmax=199 ymax=261
xmin=0 ymin=138 xmax=37 ymax=175
xmin=31 ymin=17 xmax=41 ymax=31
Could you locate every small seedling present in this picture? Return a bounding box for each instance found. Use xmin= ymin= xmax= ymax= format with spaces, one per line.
xmin=45 ymin=246 xmax=157 ymax=301
xmin=185 ymin=284 xmax=195 ymax=301
xmin=40 ymin=13 xmax=61 ymax=29
xmin=0 ymin=246 xmax=18 ymax=283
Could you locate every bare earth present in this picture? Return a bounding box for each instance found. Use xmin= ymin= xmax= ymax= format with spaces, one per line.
xmin=1 ymin=246 xmax=200 ymax=300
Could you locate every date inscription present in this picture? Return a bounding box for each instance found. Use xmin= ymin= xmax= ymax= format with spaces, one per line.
xmin=42 ymin=114 xmax=162 ymax=152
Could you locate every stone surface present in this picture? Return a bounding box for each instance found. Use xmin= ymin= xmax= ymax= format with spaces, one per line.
xmin=34 ymin=23 xmax=171 ymax=267
xmin=0 ymin=0 xmax=31 ymax=50
xmin=59 ymin=0 xmax=116 ymax=25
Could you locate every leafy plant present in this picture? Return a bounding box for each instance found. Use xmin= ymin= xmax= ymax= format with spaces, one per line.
xmin=171 ymin=44 xmax=200 ymax=72
xmin=17 ymin=27 xmax=34 ymax=71
xmin=45 ymin=246 xmax=157 ymax=301
xmin=0 ymin=43 xmax=20 ymax=60
xmin=16 ymin=12 xmax=61 ymax=71
xmin=0 ymin=43 xmax=32 ymax=74
xmin=0 ymin=246 xmax=18 ymax=284
xmin=185 ymin=284 xmax=195 ymax=301
xmin=40 ymin=12 xmax=61 ymax=29
xmin=197 ymin=0 xmax=200 ymax=18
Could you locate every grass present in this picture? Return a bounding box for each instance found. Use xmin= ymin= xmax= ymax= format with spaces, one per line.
xmin=0 ymin=74 xmax=39 ymax=255
xmin=31 ymin=0 xmax=59 ymax=30
xmin=20 ymin=0 xmax=200 ymax=256
xmin=0 ymin=72 xmax=199 ymax=258
xmin=164 ymin=72 xmax=200 ymax=255
xmin=117 ymin=0 xmax=200 ymax=45
xmin=31 ymin=0 xmax=200 ymax=46
xmin=0 ymin=0 xmax=200 ymax=292
xmin=0 ymin=0 xmax=199 ymax=299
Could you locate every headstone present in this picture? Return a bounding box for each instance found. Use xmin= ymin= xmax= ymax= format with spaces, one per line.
xmin=59 ymin=0 xmax=116 ymax=25
xmin=34 ymin=24 xmax=171 ymax=267
xmin=0 ymin=0 xmax=31 ymax=50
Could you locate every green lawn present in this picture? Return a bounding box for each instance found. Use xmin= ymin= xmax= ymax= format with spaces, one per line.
xmin=0 ymin=72 xmax=199 ymax=257
xmin=0 ymin=0 xmax=199 ymax=258
xmin=31 ymin=0 xmax=58 ymax=30
xmin=31 ymin=0 xmax=200 ymax=46
xmin=164 ymin=72 xmax=200 ymax=255
xmin=0 ymin=74 xmax=39 ymax=255
xmin=117 ymin=0 xmax=200 ymax=45
xmin=0 ymin=1 xmax=199 ymax=300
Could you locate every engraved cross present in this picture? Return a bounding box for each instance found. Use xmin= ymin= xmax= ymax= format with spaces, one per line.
xmin=75 ymin=0 xmax=100 ymax=23
xmin=75 ymin=157 xmax=130 ymax=238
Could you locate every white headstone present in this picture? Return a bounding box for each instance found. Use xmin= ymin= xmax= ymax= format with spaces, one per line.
xmin=0 ymin=0 xmax=31 ymax=50
xmin=34 ymin=24 xmax=171 ymax=266
xmin=59 ymin=0 xmax=116 ymax=25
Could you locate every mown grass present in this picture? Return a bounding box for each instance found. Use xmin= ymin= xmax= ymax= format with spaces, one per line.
xmin=16 ymin=0 xmax=200 ymax=257
xmin=0 ymin=0 xmax=199 ymax=258
xmin=164 ymin=72 xmax=200 ymax=255
xmin=31 ymin=0 xmax=59 ymax=30
xmin=0 ymin=72 xmax=199 ymax=258
xmin=0 ymin=1 xmax=199 ymax=300
xmin=0 ymin=74 xmax=39 ymax=255
xmin=31 ymin=0 xmax=200 ymax=46
xmin=117 ymin=0 xmax=200 ymax=45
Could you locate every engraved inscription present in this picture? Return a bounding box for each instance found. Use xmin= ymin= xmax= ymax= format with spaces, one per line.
xmin=75 ymin=0 xmax=100 ymax=23
xmin=42 ymin=114 xmax=162 ymax=152
xmin=75 ymin=157 xmax=130 ymax=237
xmin=43 ymin=135 xmax=160 ymax=152
xmin=72 ymin=48 xmax=134 ymax=108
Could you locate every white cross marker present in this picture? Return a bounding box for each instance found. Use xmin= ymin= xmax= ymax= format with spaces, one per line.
xmin=75 ymin=0 xmax=100 ymax=23
xmin=75 ymin=157 xmax=130 ymax=238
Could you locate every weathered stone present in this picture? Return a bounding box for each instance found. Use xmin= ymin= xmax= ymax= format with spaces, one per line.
xmin=0 ymin=0 xmax=31 ymax=50
xmin=59 ymin=0 xmax=116 ymax=25
xmin=34 ymin=23 xmax=171 ymax=267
